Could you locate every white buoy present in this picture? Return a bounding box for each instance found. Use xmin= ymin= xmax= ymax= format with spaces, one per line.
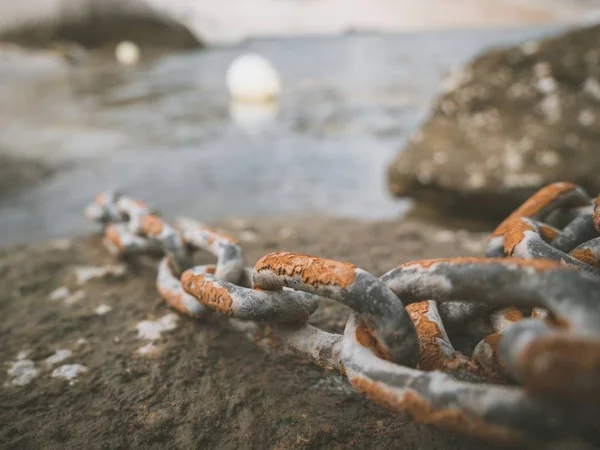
xmin=115 ymin=41 xmax=140 ymax=65
xmin=226 ymin=53 xmax=281 ymax=102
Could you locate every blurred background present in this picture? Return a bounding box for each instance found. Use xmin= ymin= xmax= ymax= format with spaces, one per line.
xmin=1 ymin=0 xmax=600 ymax=247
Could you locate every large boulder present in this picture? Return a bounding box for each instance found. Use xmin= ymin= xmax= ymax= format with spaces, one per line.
xmin=387 ymin=24 xmax=600 ymax=218
xmin=0 ymin=0 xmax=201 ymax=49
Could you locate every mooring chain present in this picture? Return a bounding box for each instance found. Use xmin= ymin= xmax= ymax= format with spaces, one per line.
xmin=84 ymin=182 xmax=600 ymax=444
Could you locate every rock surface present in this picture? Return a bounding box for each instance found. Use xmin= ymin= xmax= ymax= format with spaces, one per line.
xmin=387 ymin=24 xmax=600 ymax=218
xmin=0 ymin=0 xmax=201 ymax=50
xmin=1 ymin=214 xmax=598 ymax=449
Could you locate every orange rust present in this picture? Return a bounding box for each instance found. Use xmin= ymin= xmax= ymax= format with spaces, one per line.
xmin=157 ymin=283 xmax=188 ymax=316
xmin=503 ymin=307 xmax=524 ymax=323
xmin=400 ymin=256 xmax=565 ymax=272
xmin=188 ymin=225 xmax=239 ymax=246
xmin=181 ymin=271 xmax=233 ymax=316
xmin=104 ymin=224 xmax=124 ymax=251
xmin=570 ymin=248 xmax=600 ymax=267
xmin=491 ymin=182 xmax=581 ymax=238
xmin=552 ymin=315 xmax=571 ymax=328
xmin=407 ymin=301 xmax=447 ymax=371
xmin=95 ymin=193 xmax=107 ymax=205
xmin=538 ymin=224 xmax=559 ymax=242
xmin=472 ymin=333 xmax=510 ymax=382
xmin=131 ymin=199 xmax=147 ymax=209
xmin=530 ymin=307 xmax=548 ymax=321
xmin=519 ymin=333 xmax=600 ymax=402
xmin=140 ymin=214 xmax=164 ymax=237
xmin=406 ymin=302 xmax=484 ymax=376
xmin=165 ymin=257 xmax=179 ymax=276
xmin=530 ymin=308 xmax=570 ymax=328
xmin=354 ymin=320 xmax=391 ymax=361
xmin=256 ymin=252 xmax=357 ymax=288
xmin=349 ymin=376 xmax=525 ymax=444
xmin=503 ymin=218 xmax=536 ymax=256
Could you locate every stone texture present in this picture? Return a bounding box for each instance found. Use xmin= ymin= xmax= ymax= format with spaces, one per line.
xmin=387 ymin=24 xmax=600 ymax=218
xmin=0 ymin=0 xmax=201 ymax=50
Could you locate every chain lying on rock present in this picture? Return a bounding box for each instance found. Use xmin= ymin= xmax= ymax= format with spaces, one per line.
xmin=85 ymin=182 xmax=600 ymax=444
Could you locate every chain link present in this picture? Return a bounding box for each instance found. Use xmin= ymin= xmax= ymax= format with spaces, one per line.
xmin=85 ymin=181 xmax=600 ymax=444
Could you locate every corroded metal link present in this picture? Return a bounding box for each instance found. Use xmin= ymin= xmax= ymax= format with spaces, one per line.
xmin=550 ymin=209 xmax=597 ymax=253
xmin=342 ymin=313 xmax=589 ymax=443
xmin=405 ymin=300 xmax=482 ymax=380
xmin=181 ymin=265 xmax=319 ymax=323
xmin=380 ymin=257 xmax=600 ymax=330
xmin=157 ymin=257 xmax=208 ymax=318
xmin=114 ymin=196 xmax=152 ymax=233
xmin=380 ymin=257 xmax=600 ymax=400
xmin=84 ymin=186 xmax=600 ymax=443
xmin=570 ymin=237 xmax=600 ymax=268
xmin=103 ymin=223 xmax=160 ymax=255
xmin=176 ymin=217 xmax=245 ymax=284
xmin=544 ymin=205 xmax=592 ymax=229
xmin=229 ymin=319 xmax=345 ymax=374
xmin=436 ymin=302 xmax=494 ymax=330
xmin=85 ymin=192 xmax=123 ymax=223
xmin=532 ymin=220 xmax=560 ymax=243
xmin=501 ymin=320 xmax=600 ymax=402
xmin=137 ymin=214 xmax=191 ymax=274
xmin=471 ymin=308 xmax=524 ymax=381
xmin=108 ymin=198 xmax=194 ymax=273
xmin=504 ymin=217 xmax=600 ymax=276
xmin=252 ymin=252 xmax=420 ymax=367
xmin=274 ymin=324 xmax=344 ymax=373
xmin=486 ymin=182 xmax=590 ymax=257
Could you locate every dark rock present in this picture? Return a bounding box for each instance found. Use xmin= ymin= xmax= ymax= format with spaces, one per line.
xmin=0 ymin=0 xmax=202 ymax=50
xmin=387 ymin=24 xmax=600 ymax=218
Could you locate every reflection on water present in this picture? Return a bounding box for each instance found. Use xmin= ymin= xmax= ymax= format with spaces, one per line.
xmin=0 ymin=27 xmax=560 ymax=247
xmin=229 ymin=101 xmax=279 ymax=134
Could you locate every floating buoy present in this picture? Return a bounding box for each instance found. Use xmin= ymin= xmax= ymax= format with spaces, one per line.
xmin=115 ymin=41 xmax=140 ymax=65
xmin=226 ymin=53 xmax=281 ymax=102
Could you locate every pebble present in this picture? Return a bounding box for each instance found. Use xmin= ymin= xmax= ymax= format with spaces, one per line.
xmin=48 ymin=286 xmax=70 ymax=301
xmin=136 ymin=314 xmax=179 ymax=340
xmin=44 ymin=349 xmax=73 ymax=367
xmin=64 ymin=290 xmax=85 ymax=306
xmin=135 ymin=343 xmax=161 ymax=358
xmin=5 ymin=359 xmax=39 ymax=386
xmin=74 ymin=264 xmax=127 ymax=285
xmin=238 ymin=230 xmax=259 ymax=243
xmin=94 ymin=304 xmax=112 ymax=316
xmin=51 ymin=364 xmax=88 ymax=384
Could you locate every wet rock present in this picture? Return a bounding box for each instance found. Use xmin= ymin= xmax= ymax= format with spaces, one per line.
xmin=387 ymin=24 xmax=600 ymax=218
xmin=0 ymin=0 xmax=202 ymax=50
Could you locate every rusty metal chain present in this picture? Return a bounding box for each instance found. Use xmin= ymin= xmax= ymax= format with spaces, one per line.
xmin=84 ymin=182 xmax=600 ymax=445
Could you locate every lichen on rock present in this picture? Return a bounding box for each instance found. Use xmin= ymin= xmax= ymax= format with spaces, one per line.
xmin=388 ymin=24 xmax=600 ymax=217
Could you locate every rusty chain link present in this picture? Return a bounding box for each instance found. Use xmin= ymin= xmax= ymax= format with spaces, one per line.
xmin=84 ymin=182 xmax=600 ymax=445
